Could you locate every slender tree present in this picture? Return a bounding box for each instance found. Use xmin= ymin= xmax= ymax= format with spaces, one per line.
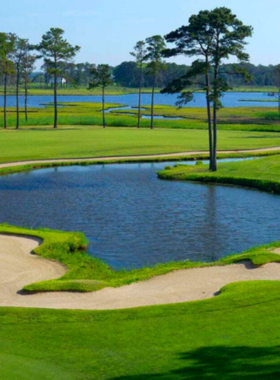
xmin=13 ymin=38 xmax=29 ymax=129
xmin=21 ymin=52 xmax=38 ymax=121
xmin=88 ymin=64 xmax=113 ymax=128
xmin=208 ymin=7 xmax=253 ymax=171
xmin=0 ymin=33 xmax=16 ymax=129
xmin=162 ymin=8 xmax=252 ymax=171
xmin=130 ymin=41 xmax=148 ymax=128
xmin=37 ymin=28 xmax=80 ymax=128
xmin=274 ymin=65 xmax=280 ymax=116
xmin=145 ymin=36 xmax=166 ymax=129
xmin=162 ymin=11 xmax=217 ymax=169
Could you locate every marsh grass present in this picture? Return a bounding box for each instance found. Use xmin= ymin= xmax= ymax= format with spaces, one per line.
xmin=1 ymin=103 xmax=280 ymax=132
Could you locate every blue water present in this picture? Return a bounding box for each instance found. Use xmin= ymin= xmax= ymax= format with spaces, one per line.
xmin=0 ymin=159 xmax=279 ymax=270
xmin=105 ymin=106 xmax=185 ymax=120
xmin=0 ymin=92 xmax=277 ymax=109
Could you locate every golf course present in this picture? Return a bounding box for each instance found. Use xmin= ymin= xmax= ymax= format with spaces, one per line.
xmin=1 ymin=119 xmax=280 ymax=378
xmin=3 ymin=1 xmax=280 ymax=378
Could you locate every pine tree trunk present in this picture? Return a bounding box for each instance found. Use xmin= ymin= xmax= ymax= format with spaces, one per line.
xmin=137 ymin=64 xmax=143 ymax=129
xmin=102 ymin=86 xmax=106 ymax=128
xmin=205 ymin=56 xmax=213 ymax=171
xmin=212 ymin=103 xmax=217 ymax=172
xmin=16 ymin=70 xmax=20 ymax=129
xmin=54 ymin=73 xmax=58 ymax=129
xmin=150 ymin=74 xmax=156 ymax=130
xmin=212 ymin=37 xmax=220 ymax=173
xmin=3 ymin=74 xmax=7 ymax=129
xmin=25 ymin=79 xmax=28 ymax=122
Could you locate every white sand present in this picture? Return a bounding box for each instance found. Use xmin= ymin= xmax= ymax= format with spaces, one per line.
xmin=1 ymin=234 xmax=280 ymax=310
xmin=1 ymin=148 xmax=280 ymax=310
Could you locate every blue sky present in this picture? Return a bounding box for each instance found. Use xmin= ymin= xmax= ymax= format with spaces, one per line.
xmin=1 ymin=0 xmax=279 ymax=67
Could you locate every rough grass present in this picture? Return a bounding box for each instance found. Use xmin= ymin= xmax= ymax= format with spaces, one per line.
xmin=1 ymin=85 xmax=278 ymax=96
xmin=1 ymin=102 xmax=280 ymax=132
xmin=0 ymin=86 xmax=162 ymax=96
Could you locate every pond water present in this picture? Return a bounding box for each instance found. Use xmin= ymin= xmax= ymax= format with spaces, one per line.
xmin=105 ymin=106 xmax=184 ymax=120
xmin=0 ymin=92 xmax=277 ymax=109
xmin=0 ymin=159 xmax=279 ymax=270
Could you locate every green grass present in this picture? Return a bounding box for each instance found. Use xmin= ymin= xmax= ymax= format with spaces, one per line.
xmin=2 ymin=115 xmax=280 ymax=378
xmin=2 ymin=151 xmax=280 ymax=378
xmin=0 ymin=86 xmax=162 ymax=96
xmin=1 ymin=149 xmax=280 ymax=179
xmin=114 ymin=105 xmax=280 ymax=127
xmin=2 ymin=281 xmax=280 ymax=379
xmin=1 ymin=85 xmax=279 ymax=96
xmin=158 ymin=154 xmax=280 ymax=195
xmin=1 ymin=213 xmax=280 ymax=293
xmin=2 ymin=102 xmax=280 ymax=132
xmin=1 ymin=126 xmax=280 ymax=164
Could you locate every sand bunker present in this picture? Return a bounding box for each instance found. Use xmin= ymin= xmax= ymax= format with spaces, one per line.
xmin=1 ymin=234 xmax=280 ymax=310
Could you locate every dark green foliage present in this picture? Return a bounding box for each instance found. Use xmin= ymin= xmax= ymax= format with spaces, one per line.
xmin=0 ymin=33 xmax=16 ymax=129
xmin=145 ymin=35 xmax=166 ymax=129
xmin=88 ymin=64 xmax=113 ymax=128
xmin=131 ymin=41 xmax=148 ymax=128
xmin=37 ymin=28 xmax=80 ymax=128
xmin=162 ymin=7 xmax=253 ymax=172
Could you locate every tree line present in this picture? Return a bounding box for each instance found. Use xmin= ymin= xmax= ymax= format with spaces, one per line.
xmin=1 ymin=6 xmax=274 ymax=173
xmin=114 ymin=62 xmax=280 ymax=89
xmin=19 ymin=61 xmax=280 ymax=90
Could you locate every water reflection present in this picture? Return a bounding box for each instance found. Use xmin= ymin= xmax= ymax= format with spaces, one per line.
xmin=0 ymin=160 xmax=279 ymax=269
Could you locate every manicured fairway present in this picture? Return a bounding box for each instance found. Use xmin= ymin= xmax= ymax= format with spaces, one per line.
xmin=1 ymin=126 xmax=280 ymax=163
xmin=1 ymin=282 xmax=280 ymax=379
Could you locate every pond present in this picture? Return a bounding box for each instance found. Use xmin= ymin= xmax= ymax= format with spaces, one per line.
xmin=0 ymin=160 xmax=279 ymax=270
xmin=0 ymin=91 xmax=278 ymax=109
xmin=105 ymin=106 xmax=185 ymax=120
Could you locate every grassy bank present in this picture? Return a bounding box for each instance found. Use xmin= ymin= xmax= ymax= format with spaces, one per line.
xmin=1 ymin=149 xmax=280 ymax=178
xmin=1 ymin=126 xmax=280 ymax=164
xmin=0 ymin=85 xmax=278 ymax=96
xmin=2 ymin=156 xmax=280 ymax=378
xmin=1 ymin=221 xmax=280 ymax=293
xmin=158 ymin=154 xmax=280 ymax=194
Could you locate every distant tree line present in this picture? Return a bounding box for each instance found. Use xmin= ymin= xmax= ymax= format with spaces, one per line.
xmin=0 ymin=7 xmax=276 ymax=174
xmin=113 ymin=62 xmax=280 ymax=89
xmin=21 ymin=62 xmax=280 ymax=89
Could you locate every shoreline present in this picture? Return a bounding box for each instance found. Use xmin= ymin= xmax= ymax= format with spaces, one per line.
xmin=1 ymin=233 xmax=280 ymax=310
xmin=1 ymin=145 xmax=280 ymax=170
xmin=1 ymin=150 xmax=280 ymax=310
